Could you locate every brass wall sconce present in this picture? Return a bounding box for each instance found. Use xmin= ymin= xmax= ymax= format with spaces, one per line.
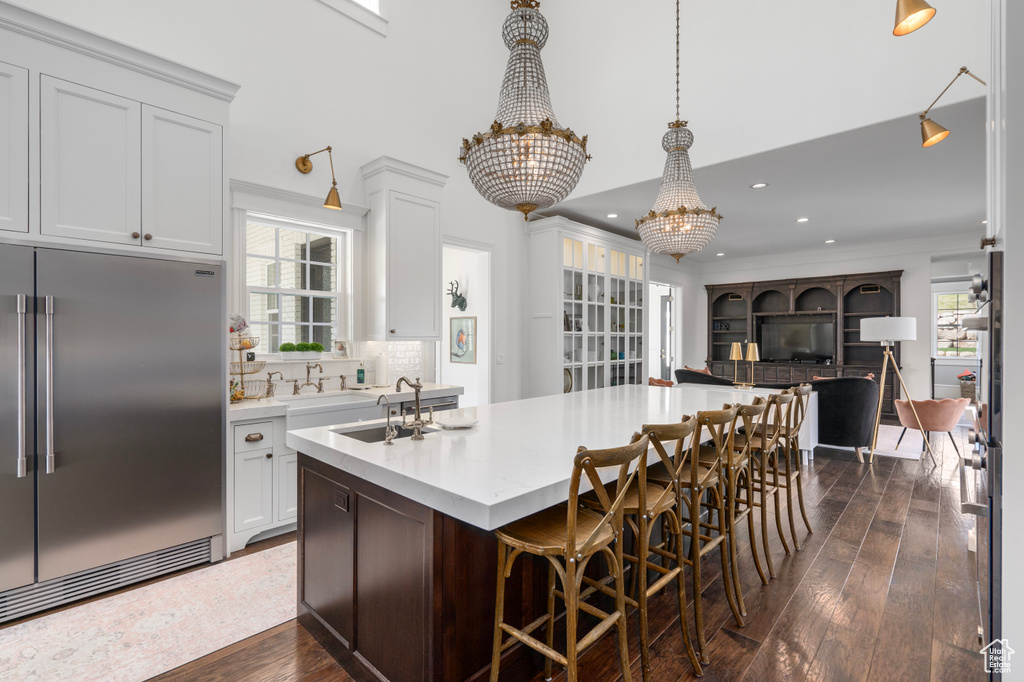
xmin=893 ymin=0 xmax=936 ymax=36
xmin=919 ymin=66 xmax=986 ymax=147
xmin=295 ymin=146 xmax=342 ymax=210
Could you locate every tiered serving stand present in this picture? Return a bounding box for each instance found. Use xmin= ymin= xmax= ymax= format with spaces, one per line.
xmin=230 ymin=335 xmax=269 ymax=401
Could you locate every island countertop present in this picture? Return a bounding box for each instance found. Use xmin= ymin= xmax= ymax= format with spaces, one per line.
xmin=285 ymin=384 xmax=814 ymax=531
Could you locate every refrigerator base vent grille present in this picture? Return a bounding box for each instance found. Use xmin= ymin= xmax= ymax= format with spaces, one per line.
xmin=0 ymin=538 xmax=213 ymax=624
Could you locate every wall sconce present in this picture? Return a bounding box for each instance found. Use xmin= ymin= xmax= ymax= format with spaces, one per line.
xmin=893 ymin=0 xmax=936 ymax=36
xmin=295 ymin=146 xmax=342 ymax=210
xmin=919 ymin=66 xmax=986 ymax=147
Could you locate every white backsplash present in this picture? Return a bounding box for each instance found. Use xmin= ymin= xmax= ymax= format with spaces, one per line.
xmin=364 ymin=341 xmax=433 ymax=385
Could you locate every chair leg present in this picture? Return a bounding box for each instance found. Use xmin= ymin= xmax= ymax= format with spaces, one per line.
xmin=689 ymin=493 xmax=709 ymax=664
xmin=895 ymin=427 xmax=907 ymax=451
xmin=783 ymin=446 xmax=800 ymax=551
xmin=637 ymin=512 xmax=651 ymax=681
xmin=855 ymin=447 xmax=864 ymax=463
xmin=490 ymin=542 xmax=508 ymax=682
xmin=544 ymin=560 xmax=556 ymax=681
xmin=716 ymin=486 xmax=744 ymax=628
xmin=772 ymin=451 xmax=791 ymax=555
xmin=613 ymin=533 xmax=632 ymax=682
xmin=793 ymin=442 xmax=813 ymax=535
xmin=948 ymin=432 xmax=961 ymax=457
xmin=744 ymin=468 xmax=768 ymax=585
xmin=756 ymin=452 xmax=776 ymax=579
xmin=670 ymin=511 xmax=702 ymax=676
xmin=564 ymin=560 xmax=578 ymax=682
xmin=727 ymin=474 xmax=747 ymax=615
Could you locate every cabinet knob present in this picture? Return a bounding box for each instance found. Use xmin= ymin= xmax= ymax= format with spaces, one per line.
xmin=390 ymin=329 xmax=396 ymax=334
xmin=265 ymin=453 xmax=273 ymax=459
xmin=131 ymin=232 xmax=140 ymax=239
xmin=144 ymin=233 xmax=153 ymax=241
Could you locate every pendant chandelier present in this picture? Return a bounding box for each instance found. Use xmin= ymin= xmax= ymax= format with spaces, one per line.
xmin=459 ymin=0 xmax=590 ymax=220
xmin=635 ymin=0 xmax=721 ymax=262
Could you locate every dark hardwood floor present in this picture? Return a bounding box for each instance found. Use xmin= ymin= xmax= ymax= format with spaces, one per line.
xmin=156 ymin=430 xmax=984 ymax=681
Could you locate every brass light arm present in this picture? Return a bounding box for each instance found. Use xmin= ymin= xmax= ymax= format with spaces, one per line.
xmin=920 ymin=66 xmax=987 ymax=119
xmin=295 ymin=145 xmax=343 ymax=210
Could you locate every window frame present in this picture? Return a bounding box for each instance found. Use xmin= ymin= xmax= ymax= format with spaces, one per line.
xmin=243 ymin=211 xmax=354 ymax=356
xmin=932 ymin=283 xmax=979 ymax=360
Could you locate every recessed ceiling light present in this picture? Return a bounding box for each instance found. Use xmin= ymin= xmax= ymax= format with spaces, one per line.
xmin=796 ymin=217 xmax=810 ymax=223
xmin=982 ymin=220 xmax=988 ymax=224
xmin=607 ymin=213 xmax=618 ymax=218
xmin=750 ymin=183 xmax=768 ymax=189
xmin=825 ymin=239 xmax=835 ymax=244
xmin=716 ymin=253 xmax=725 ymax=257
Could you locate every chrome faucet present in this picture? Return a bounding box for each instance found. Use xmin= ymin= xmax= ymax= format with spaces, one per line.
xmin=377 ymin=394 xmax=397 ymax=445
xmin=266 ymin=371 xmax=283 ymax=397
xmin=295 ymin=363 xmax=323 ymax=394
xmin=396 ymin=376 xmax=432 ymax=440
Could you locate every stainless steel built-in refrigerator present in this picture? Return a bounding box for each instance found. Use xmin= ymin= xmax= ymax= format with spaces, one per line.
xmin=0 ymin=245 xmax=223 ymax=621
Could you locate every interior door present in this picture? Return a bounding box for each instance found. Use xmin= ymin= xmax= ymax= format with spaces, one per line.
xmin=0 ymin=244 xmax=35 ymax=591
xmin=35 ymin=249 xmax=223 ymax=581
xmin=660 ymin=294 xmax=672 ymax=381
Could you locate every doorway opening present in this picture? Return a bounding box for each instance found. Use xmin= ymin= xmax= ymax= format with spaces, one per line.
xmin=438 ymin=242 xmax=492 ymax=406
xmin=648 ymin=282 xmax=676 ymax=381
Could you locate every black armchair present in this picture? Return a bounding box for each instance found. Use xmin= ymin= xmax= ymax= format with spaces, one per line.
xmin=756 ymin=377 xmax=879 ymax=451
xmin=674 ymin=368 xmax=735 ymax=387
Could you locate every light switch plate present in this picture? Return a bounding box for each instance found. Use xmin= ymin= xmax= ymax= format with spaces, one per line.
xmin=496 ymin=354 xmax=505 ymax=365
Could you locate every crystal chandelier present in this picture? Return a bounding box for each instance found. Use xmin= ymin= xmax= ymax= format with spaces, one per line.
xmin=635 ymin=0 xmax=721 ymax=262
xmin=459 ymin=0 xmax=590 ymax=220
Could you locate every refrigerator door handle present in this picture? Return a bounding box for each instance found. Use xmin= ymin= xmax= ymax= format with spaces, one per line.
xmin=45 ymin=295 xmax=55 ymax=474
xmin=959 ymin=453 xmax=988 ymax=517
xmin=16 ymin=294 xmax=27 ymax=478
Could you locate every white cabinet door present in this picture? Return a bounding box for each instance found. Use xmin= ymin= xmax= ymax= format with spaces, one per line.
xmin=40 ymin=76 xmax=142 ymax=246
xmin=142 ymin=106 xmax=222 ymax=255
xmin=275 ymin=452 xmax=298 ymax=523
xmin=234 ymin=449 xmax=274 ymax=532
xmin=387 ymin=191 xmax=441 ymax=339
xmin=0 ymin=61 xmax=27 ymax=234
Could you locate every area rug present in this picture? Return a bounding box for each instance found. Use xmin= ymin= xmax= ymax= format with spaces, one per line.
xmin=0 ymin=541 xmax=297 ymax=682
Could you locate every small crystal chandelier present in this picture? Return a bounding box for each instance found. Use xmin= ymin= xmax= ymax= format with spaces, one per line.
xmin=635 ymin=0 xmax=721 ymax=262
xmin=459 ymin=0 xmax=590 ymax=220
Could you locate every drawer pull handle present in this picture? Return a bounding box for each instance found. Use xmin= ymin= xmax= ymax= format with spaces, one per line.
xmin=245 ymin=433 xmax=264 ymax=442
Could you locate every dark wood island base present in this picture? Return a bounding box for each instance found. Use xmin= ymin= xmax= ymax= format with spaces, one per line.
xmin=297 ymin=453 xmax=551 ymax=682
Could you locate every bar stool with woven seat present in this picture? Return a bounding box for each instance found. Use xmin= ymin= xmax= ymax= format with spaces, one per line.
xmin=735 ymin=391 xmax=794 ymax=576
xmin=580 ymin=419 xmax=704 ymax=679
xmin=685 ymin=406 xmax=744 ymax=663
xmin=697 ymin=398 xmax=771 ymax=616
xmin=489 ymin=435 xmax=648 ymax=682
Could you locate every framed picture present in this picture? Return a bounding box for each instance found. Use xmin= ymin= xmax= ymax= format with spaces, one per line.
xmin=333 ymin=339 xmax=351 ymax=359
xmin=450 ymin=316 xmax=477 ymax=364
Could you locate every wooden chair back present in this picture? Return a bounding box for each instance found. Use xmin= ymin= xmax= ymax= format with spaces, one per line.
xmin=734 ymin=397 xmax=768 ymax=463
xmin=689 ymin=406 xmax=740 ymax=488
xmin=761 ymin=392 xmax=795 ymax=454
xmin=788 ymin=383 xmax=812 ymax=437
xmin=567 ymin=434 xmax=650 ymax=561
xmin=641 ymin=416 xmax=698 ymax=512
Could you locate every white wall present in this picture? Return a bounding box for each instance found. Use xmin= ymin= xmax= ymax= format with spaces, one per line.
xmin=440 ymin=244 xmax=491 ymax=407
xmin=676 ymin=233 xmax=980 ymax=403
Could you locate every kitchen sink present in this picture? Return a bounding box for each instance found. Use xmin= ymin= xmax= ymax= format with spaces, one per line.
xmin=340 ymin=425 xmax=439 ymax=443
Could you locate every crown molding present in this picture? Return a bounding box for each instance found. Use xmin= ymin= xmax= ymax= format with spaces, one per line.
xmin=360 ymin=156 xmax=448 ymax=188
xmin=231 ymin=179 xmax=369 ymax=230
xmin=0 ymin=0 xmax=240 ymax=102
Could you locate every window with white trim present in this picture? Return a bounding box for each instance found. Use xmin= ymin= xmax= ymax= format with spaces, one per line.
xmin=934 ymin=292 xmax=978 ymax=357
xmin=244 ymin=213 xmax=351 ymax=355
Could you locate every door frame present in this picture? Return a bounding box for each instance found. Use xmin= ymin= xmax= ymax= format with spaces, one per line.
xmin=439 ymin=236 xmax=494 ymax=405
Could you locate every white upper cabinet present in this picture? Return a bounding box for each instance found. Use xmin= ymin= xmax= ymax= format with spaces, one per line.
xmin=142 ymin=106 xmax=222 ymax=255
xmin=40 ymin=76 xmax=142 ymax=246
xmin=0 ymin=60 xmax=27 ymax=234
xmin=362 ymin=157 xmax=447 ymax=341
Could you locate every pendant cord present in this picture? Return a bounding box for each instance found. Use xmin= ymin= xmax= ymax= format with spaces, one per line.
xmin=675 ymin=0 xmax=680 ymax=121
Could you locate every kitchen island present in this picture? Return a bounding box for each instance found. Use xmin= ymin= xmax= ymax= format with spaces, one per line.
xmin=286 ymin=384 xmax=817 ymax=682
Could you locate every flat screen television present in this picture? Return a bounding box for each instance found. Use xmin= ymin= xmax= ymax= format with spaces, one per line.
xmin=761 ymin=321 xmax=835 ymax=362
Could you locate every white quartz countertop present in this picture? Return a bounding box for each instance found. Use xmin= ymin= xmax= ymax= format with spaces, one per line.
xmin=286 ymin=384 xmax=806 ymax=531
xmin=228 ymin=382 xmax=464 ymax=423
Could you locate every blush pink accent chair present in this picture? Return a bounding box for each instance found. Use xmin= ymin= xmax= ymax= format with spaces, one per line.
xmin=894 ymin=397 xmax=970 ymax=458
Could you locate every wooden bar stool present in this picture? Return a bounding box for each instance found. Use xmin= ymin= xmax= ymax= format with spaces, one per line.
xmin=489 ymin=435 xmax=649 ymax=682
xmin=698 ymin=398 xmax=771 ymax=617
xmin=581 ymin=419 xmax=703 ymax=679
xmin=781 ymin=384 xmax=814 ymax=548
xmin=736 ymin=392 xmax=794 ymax=575
xmin=686 ymin=407 xmax=744 ymax=663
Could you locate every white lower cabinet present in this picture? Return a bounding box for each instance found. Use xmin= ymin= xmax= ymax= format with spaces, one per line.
xmin=275 ymin=452 xmax=298 ymax=523
xmin=234 ymin=446 xmax=274 ymax=532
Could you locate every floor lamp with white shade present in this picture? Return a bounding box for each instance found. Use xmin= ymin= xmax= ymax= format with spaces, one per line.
xmin=860 ymin=316 xmax=934 ymax=464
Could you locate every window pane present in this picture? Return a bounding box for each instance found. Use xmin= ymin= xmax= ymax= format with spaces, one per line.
xmin=279 ymin=325 xmax=303 ymax=345
xmin=312 ymin=296 xmax=336 ymax=326
xmin=310 ymin=264 xmax=336 ymax=292
xmin=937 ymin=294 xmax=959 ymax=311
xmin=309 ymin=235 xmax=338 ymax=264
xmin=249 ymin=292 xmax=274 ymax=322
xmin=246 ymin=257 xmax=276 ymax=288
xmin=279 ymin=261 xmax=305 ymax=290
xmin=312 ymin=325 xmax=334 ymax=348
xmin=246 ymin=223 xmax=276 ymax=257
xmin=280 ymin=295 xmax=307 ymax=324
xmin=279 ymin=228 xmax=308 ymax=261
xmin=248 ymin=324 xmax=272 ymax=354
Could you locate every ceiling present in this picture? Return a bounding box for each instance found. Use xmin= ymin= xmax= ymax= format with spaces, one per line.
xmin=539 ymin=96 xmax=986 ymax=265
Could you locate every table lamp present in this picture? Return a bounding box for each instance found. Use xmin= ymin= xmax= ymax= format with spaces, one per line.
xmin=730 ymin=342 xmax=743 ymax=384
xmin=745 ymin=342 xmax=759 ymax=387
xmin=860 ymin=316 xmax=933 ymax=464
